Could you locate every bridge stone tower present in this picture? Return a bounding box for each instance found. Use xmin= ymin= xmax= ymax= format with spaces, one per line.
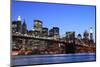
xmin=65 ymin=32 xmax=76 ymax=53
xmin=65 ymin=32 xmax=75 ymax=43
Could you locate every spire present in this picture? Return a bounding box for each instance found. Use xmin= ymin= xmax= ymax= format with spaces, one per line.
xmin=23 ymin=19 xmax=26 ymax=26
xmin=17 ymin=16 xmax=21 ymax=21
xmin=22 ymin=19 xmax=27 ymax=34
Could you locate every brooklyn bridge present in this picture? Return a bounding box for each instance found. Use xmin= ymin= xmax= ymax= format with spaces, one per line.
xmin=12 ymin=33 xmax=96 ymax=55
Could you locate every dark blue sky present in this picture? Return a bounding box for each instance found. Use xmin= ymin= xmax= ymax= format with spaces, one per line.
xmin=12 ymin=0 xmax=96 ymax=39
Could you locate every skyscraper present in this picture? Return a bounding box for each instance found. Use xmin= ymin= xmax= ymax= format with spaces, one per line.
xmin=89 ymin=27 xmax=93 ymax=41
xmin=53 ymin=27 xmax=59 ymax=36
xmin=89 ymin=27 xmax=94 ymax=43
xmin=22 ymin=20 xmax=27 ymax=34
xmin=34 ymin=20 xmax=42 ymax=31
xmin=17 ymin=16 xmax=22 ymax=33
xmin=83 ymin=30 xmax=89 ymax=39
xmin=49 ymin=28 xmax=54 ymax=37
xmin=33 ymin=20 xmax=43 ymax=36
xmin=12 ymin=16 xmax=22 ymax=33
xmin=42 ymin=27 xmax=48 ymax=37
xmin=49 ymin=27 xmax=60 ymax=39
xmin=12 ymin=21 xmax=17 ymax=33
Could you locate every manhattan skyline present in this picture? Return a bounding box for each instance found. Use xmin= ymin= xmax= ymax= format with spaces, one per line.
xmin=12 ymin=0 xmax=96 ymax=39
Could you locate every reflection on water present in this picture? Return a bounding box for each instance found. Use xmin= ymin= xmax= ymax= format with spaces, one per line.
xmin=11 ymin=53 xmax=96 ymax=66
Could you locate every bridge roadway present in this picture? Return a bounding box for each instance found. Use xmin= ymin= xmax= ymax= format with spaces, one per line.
xmin=12 ymin=34 xmax=69 ymax=44
xmin=12 ymin=34 xmax=89 ymax=48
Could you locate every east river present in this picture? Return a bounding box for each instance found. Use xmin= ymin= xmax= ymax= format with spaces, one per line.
xmin=11 ymin=53 xmax=96 ymax=66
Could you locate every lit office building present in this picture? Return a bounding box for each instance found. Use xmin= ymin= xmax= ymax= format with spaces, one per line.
xmin=49 ymin=27 xmax=60 ymax=40
xmin=12 ymin=16 xmax=22 ymax=33
xmin=34 ymin=20 xmax=43 ymax=31
xmin=12 ymin=21 xmax=17 ymax=33
xmin=49 ymin=29 xmax=53 ymax=37
xmin=53 ymin=27 xmax=59 ymax=35
xmin=17 ymin=16 xmax=22 ymax=33
xmin=42 ymin=27 xmax=48 ymax=37
xmin=33 ymin=20 xmax=43 ymax=37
